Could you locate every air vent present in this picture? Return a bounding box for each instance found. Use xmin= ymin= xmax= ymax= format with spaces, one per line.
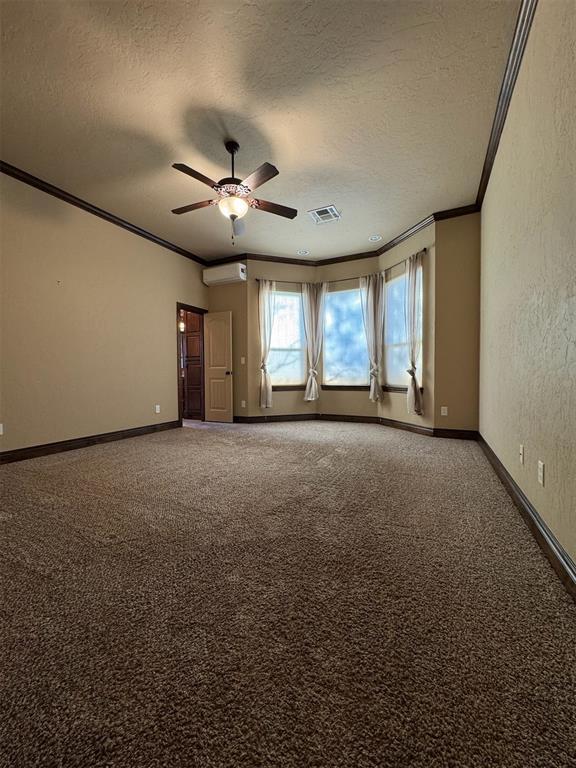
xmin=307 ymin=205 xmax=341 ymax=224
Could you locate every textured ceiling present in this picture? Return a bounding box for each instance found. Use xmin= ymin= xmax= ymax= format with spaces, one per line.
xmin=0 ymin=0 xmax=520 ymax=261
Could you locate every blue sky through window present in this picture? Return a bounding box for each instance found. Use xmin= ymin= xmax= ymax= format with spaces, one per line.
xmin=323 ymin=289 xmax=369 ymax=385
xmin=268 ymin=291 xmax=306 ymax=385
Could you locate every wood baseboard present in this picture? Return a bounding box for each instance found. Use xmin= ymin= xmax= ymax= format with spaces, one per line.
xmin=0 ymin=420 xmax=182 ymax=464
xmin=478 ymin=436 xmax=576 ymax=601
xmin=233 ymin=412 xmax=478 ymax=440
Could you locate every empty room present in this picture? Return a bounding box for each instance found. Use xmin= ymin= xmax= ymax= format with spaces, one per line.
xmin=1 ymin=0 xmax=575 ymax=766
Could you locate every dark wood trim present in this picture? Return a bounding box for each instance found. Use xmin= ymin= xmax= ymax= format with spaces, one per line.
xmin=176 ymin=302 xmax=207 ymax=315
xmin=176 ymin=303 xmax=206 ymax=422
xmin=478 ymin=435 xmax=575 ymax=600
xmin=2 ymin=161 xmax=483 ymax=271
xmin=0 ymin=161 xmax=207 ymax=266
xmin=209 ymin=252 xmax=314 ymax=268
xmin=321 ymin=385 xmax=370 ymax=392
xmin=318 ymin=413 xmax=382 ymax=425
xmin=317 ymin=250 xmax=383 ymax=267
xmin=233 ymin=414 xmax=317 ymax=423
xmin=432 ymin=428 xmax=479 ymax=440
xmin=321 ymin=384 xmax=422 ymax=394
xmin=0 ymin=421 xmax=181 ymax=465
xmin=272 ymin=385 xmax=306 ymax=391
xmin=207 ymin=205 xmax=478 ymax=269
xmin=476 ymin=0 xmax=539 ymax=205
xmin=379 ymin=417 xmax=434 ymax=436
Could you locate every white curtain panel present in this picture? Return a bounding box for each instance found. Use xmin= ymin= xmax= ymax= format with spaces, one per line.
xmin=302 ymin=282 xmax=328 ymax=401
xmin=360 ymin=273 xmax=385 ymax=402
xmin=405 ymin=250 xmax=424 ymax=415
xmin=258 ymin=279 xmax=276 ymax=408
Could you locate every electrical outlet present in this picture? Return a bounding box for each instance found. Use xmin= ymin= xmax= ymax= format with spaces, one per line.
xmin=0 ymin=423 xmax=3 ymax=436
xmin=154 ymin=404 xmax=161 ymax=414
xmin=519 ymin=444 xmax=524 ymax=465
xmin=537 ymin=460 xmax=545 ymax=486
xmin=440 ymin=406 xmax=448 ymax=417
xmin=241 ymin=356 xmax=246 ymax=365
xmin=241 ymin=400 xmax=246 ymax=408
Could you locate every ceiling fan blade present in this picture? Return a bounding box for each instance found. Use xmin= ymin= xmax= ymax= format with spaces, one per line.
xmin=241 ymin=162 xmax=279 ymax=192
xmin=172 ymin=163 xmax=218 ymax=189
xmin=171 ymin=200 xmax=214 ymax=215
xmin=252 ymin=198 xmax=298 ymax=219
xmin=232 ymin=218 xmax=246 ymax=237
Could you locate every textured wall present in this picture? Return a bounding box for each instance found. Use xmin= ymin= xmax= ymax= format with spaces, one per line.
xmin=0 ymin=175 xmax=208 ymax=451
xmin=435 ymin=214 xmax=480 ymax=430
xmin=480 ymin=1 xmax=576 ymax=559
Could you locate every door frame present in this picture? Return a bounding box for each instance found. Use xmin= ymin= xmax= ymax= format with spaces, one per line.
xmin=176 ymin=302 xmax=207 ymax=423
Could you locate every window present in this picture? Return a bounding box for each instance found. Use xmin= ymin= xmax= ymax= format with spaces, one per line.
xmin=384 ymin=270 xmax=422 ymax=387
xmin=323 ymin=288 xmax=370 ymax=385
xmin=268 ymin=290 xmax=306 ymax=386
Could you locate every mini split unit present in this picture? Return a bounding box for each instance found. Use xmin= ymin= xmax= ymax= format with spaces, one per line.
xmin=202 ymin=263 xmax=247 ymax=286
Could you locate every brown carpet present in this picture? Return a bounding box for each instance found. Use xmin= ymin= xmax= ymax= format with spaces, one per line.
xmin=1 ymin=422 xmax=575 ymax=768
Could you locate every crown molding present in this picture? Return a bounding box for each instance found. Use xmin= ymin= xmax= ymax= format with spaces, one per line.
xmin=476 ymin=0 xmax=538 ymax=205
xmin=2 ymin=1 xmax=536 ymax=270
xmin=0 ymin=161 xmax=207 ymax=266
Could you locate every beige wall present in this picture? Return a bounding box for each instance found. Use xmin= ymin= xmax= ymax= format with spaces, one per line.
xmin=210 ymin=216 xmax=481 ymax=430
xmin=208 ymin=282 xmax=248 ymax=416
xmin=435 ymin=214 xmax=480 ymax=430
xmin=479 ymin=0 xmax=576 ymax=560
xmin=0 ymin=175 xmax=208 ymax=451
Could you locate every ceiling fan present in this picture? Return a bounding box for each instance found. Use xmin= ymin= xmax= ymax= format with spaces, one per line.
xmin=171 ymin=140 xmax=297 ymax=239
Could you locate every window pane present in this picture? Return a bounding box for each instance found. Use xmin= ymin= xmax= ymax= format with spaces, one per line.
xmin=384 ymin=270 xmax=422 ymax=386
xmin=323 ymin=289 xmax=369 ymax=385
xmin=268 ymin=291 xmax=306 ymax=385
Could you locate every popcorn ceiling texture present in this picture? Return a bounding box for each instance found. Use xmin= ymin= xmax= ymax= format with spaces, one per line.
xmin=479 ymin=0 xmax=576 ymax=561
xmin=0 ymin=0 xmax=519 ymax=260
xmin=1 ymin=422 xmax=575 ymax=767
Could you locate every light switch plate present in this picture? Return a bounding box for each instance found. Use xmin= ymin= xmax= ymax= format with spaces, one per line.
xmin=241 ymin=356 xmax=246 ymax=365
xmin=440 ymin=406 xmax=448 ymax=416
xmin=241 ymin=400 xmax=246 ymax=408
xmin=0 ymin=423 xmax=3 ymax=436
xmin=537 ymin=460 xmax=545 ymax=486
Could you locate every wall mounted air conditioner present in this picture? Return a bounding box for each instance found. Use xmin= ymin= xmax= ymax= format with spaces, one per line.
xmin=202 ymin=263 xmax=247 ymax=286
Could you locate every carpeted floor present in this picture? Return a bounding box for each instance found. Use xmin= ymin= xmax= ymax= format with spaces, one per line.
xmin=1 ymin=422 xmax=575 ymax=768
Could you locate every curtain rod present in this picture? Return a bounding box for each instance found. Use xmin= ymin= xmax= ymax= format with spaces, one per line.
xmin=254 ymin=248 xmax=426 ymax=284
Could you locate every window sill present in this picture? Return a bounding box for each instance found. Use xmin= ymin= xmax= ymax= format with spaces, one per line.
xmin=321 ymin=385 xmax=424 ymax=393
xmin=272 ymin=385 xmax=306 ymax=391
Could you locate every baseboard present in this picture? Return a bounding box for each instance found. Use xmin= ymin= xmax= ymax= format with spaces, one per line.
xmin=478 ymin=436 xmax=576 ymax=601
xmin=432 ymin=428 xmax=480 ymax=440
xmin=233 ymin=412 xmax=477 ymax=440
xmin=0 ymin=420 xmax=182 ymax=464
xmin=234 ymin=414 xmax=317 ymax=423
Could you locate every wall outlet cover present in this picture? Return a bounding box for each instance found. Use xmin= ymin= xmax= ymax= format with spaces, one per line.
xmin=537 ymin=460 xmax=545 ymax=486
xmin=519 ymin=444 xmax=524 ymax=465
xmin=241 ymin=400 xmax=246 ymax=408
xmin=440 ymin=406 xmax=448 ymax=416
xmin=154 ymin=404 xmax=161 ymax=414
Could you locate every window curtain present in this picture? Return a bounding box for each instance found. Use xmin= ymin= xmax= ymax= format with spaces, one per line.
xmin=259 ymin=279 xmax=276 ymax=408
xmin=301 ymin=282 xmax=327 ymax=401
xmin=405 ymin=250 xmax=424 ymax=415
xmin=359 ymin=273 xmax=385 ymax=401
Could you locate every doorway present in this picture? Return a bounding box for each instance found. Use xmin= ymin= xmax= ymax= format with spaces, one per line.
xmin=177 ymin=303 xmax=206 ymax=422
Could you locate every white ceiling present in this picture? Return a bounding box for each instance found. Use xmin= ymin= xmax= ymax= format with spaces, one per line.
xmin=0 ymin=0 xmax=520 ymax=262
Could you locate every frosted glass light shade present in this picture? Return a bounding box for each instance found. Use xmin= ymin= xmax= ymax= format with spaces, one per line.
xmin=218 ymin=196 xmax=249 ymax=219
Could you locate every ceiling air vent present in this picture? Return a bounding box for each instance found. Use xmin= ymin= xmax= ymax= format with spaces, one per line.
xmin=307 ymin=205 xmax=341 ymax=224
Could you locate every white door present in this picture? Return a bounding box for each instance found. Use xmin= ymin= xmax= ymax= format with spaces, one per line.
xmin=204 ymin=311 xmax=233 ymax=422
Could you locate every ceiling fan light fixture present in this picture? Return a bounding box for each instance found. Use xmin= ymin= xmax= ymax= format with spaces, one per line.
xmin=218 ymin=196 xmax=249 ymax=220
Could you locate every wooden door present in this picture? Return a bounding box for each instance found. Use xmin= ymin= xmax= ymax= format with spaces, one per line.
xmin=178 ymin=306 xmax=204 ymax=420
xmin=204 ymin=311 xmax=233 ymax=423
